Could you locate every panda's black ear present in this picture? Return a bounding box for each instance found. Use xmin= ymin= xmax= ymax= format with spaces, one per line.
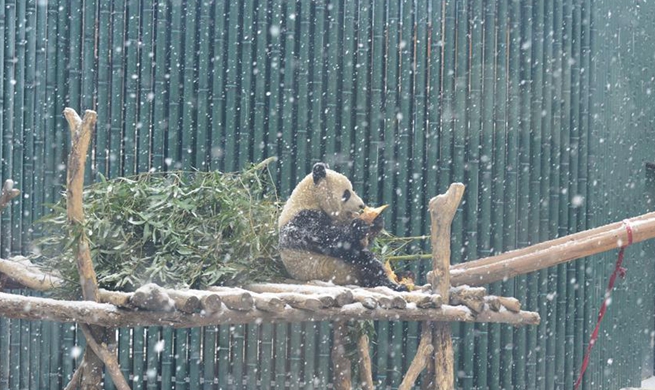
xmin=312 ymin=163 xmax=328 ymax=184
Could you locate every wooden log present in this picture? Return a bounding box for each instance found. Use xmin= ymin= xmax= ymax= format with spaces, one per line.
xmin=163 ymin=289 xmax=202 ymax=313
xmin=272 ymin=292 xmax=325 ymax=311
xmin=256 ymin=282 xmax=378 ymax=308
xmin=357 ymin=334 xmax=374 ymax=390
xmin=484 ymin=296 xmax=501 ymax=312
xmin=399 ymin=292 xmax=443 ymax=309
xmin=429 ymin=183 xmax=465 ymax=390
xmin=450 ymin=296 xmax=484 ymax=314
xmin=64 ymin=108 xmax=99 ymax=302
xmin=317 ymin=295 xmax=338 ymax=308
xmin=450 ymin=285 xmax=486 ymax=300
xmin=351 ymin=288 xmax=405 ymax=309
xmin=357 ymin=290 xmax=390 ymax=309
xmin=399 ymin=324 xmax=434 ymax=390
xmin=334 ymin=291 xmax=355 ymax=307
xmin=433 ymin=322 xmax=455 ymax=389
xmin=496 ymin=296 xmax=521 ymax=313
xmin=451 ymin=213 xmax=655 ymax=286
xmin=198 ymin=293 xmax=223 ymax=313
xmin=215 ymin=286 xmax=321 ymax=311
xmin=98 ymin=289 xmax=134 ymax=309
xmin=332 ymin=321 xmax=351 ymax=390
xmin=0 ymin=257 xmax=63 ymax=291
xmin=79 ymin=324 xmax=131 ymax=390
xmin=474 ymin=308 xmax=538 ymax=323
xmin=355 ymin=296 xmax=378 ymax=310
xmin=452 ymin=210 xmax=655 ymax=271
xmin=247 ymin=293 xmax=286 ymax=313
xmin=186 ymin=290 xmax=224 ymax=313
xmin=0 ymin=179 xmax=20 ymax=211
xmin=0 ymin=291 xmax=541 ymax=327
xmin=131 ymin=284 xmax=174 ymax=312
xmin=368 ymin=286 xmax=408 ymax=309
xmin=0 ymin=273 xmax=9 ymax=290
xmin=246 ymin=283 xmax=355 ymax=306
xmin=449 ymin=286 xmax=486 ymax=313
xmin=102 ymin=287 xmax=284 ymax=314
xmin=63 ymin=108 xmax=106 ymax=390
xmin=484 ymin=295 xmax=521 ymax=313
xmin=205 ymin=288 xmax=254 ymax=311
xmin=63 ymin=359 xmax=84 ymax=390
xmin=429 ymin=184 xmax=464 ymax=296
xmin=423 ymin=352 xmax=435 ymax=390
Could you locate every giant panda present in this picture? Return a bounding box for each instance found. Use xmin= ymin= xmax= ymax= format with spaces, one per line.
xmin=278 ymin=163 xmax=407 ymax=291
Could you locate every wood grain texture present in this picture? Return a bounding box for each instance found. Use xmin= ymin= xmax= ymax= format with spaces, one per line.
xmin=429 ymin=183 xmax=465 ymax=390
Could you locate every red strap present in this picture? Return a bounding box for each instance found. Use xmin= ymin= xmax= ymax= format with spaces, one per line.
xmin=573 ymin=220 xmax=633 ymax=390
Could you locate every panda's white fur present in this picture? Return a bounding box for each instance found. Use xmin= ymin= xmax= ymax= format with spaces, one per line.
xmin=278 ymin=166 xmax=364 ymax=227
xmin=278 ymin=163 xmax=405 ymax=290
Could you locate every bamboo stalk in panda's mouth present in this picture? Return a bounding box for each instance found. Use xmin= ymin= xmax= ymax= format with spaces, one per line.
xmin=359 ymin=204 xmax=389 ymax=224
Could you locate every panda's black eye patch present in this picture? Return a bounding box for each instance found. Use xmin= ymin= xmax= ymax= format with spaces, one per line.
xmin=342 ymin=190 xmax=351 ymax=202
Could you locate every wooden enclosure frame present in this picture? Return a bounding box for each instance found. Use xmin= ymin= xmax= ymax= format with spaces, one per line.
xmin=0 ymin=108 xmax=548 ymax=389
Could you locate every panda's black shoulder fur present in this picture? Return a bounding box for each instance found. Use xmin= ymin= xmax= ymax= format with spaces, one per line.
xmin=279 ymin=209 xmax=368 ymax=261
xmin=279 ymin=209 xmax=406 ymax=291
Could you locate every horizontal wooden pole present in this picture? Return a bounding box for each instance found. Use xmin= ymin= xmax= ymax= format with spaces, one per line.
xmin=0 ymin=291 xmax=539 ymax=327
xmin=453 ymin=211 xmax=655 ymax=272
xmin=451 ymin=214 xmax=655 ymax=286
xmin=0 ymin=257 xmax=63 ymax=291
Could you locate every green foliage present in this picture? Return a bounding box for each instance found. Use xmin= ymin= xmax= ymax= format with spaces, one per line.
xmin=36 ymin=159 xmax=285 ymax=296
xmin=370 ymin=231 xmax=429 ymax=260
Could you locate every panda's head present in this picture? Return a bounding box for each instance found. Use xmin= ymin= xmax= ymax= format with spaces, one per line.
xmin=310 ymin=163 xmax=366 ymax=222
xmin=279 ymin=163 xmax=366 ymax=227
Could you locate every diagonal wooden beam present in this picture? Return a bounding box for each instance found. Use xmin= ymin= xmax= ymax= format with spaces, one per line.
xmin=451 ymin=212 xmax=655 ymax=286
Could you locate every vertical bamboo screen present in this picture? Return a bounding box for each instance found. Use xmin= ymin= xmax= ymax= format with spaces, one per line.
xmin=0 ymin=0 xmax=654 ymax=389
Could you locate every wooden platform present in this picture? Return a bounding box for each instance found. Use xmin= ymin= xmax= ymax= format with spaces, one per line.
xmin=0 ymin=282 xmax=539 ymax=328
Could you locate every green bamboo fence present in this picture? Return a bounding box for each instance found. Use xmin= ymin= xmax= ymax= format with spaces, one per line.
xmin=0 ymin=0 xmax=654 ymax=389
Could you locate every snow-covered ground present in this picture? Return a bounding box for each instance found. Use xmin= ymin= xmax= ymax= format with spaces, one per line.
xmin=640 ymin=376 xmax=655 ymax=389
xmin=623 ymin=377 xmax=655 ymax=390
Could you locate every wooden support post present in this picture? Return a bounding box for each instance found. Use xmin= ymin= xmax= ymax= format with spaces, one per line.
xmin=429 ymin=183 xmax=465 ymax=390
xmin=332 ymin=320 xmax=352 ymax=390
xmin=399 ymin=323 xmax=434 ymax=390
xmin=62 ymin=108 xmax=130 ymax=390
xmin=79 ymin=325 xmax=131 ymax=390
xmin=63 ymin=360 xmax=85 ymax=390
xmin=63 ymin=108 xmax=99 ymax=302
xmin=357 ymin=334 xmax=374 ymax=390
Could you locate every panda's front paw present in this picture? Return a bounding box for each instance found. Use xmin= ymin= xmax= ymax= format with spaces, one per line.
xmin=368 ymin=214 xmax=385 ymax=239
xmin=351 ymin=218 xmax=370 ymax=240
xmin=391 ymin=283 xmax=409 ymax=292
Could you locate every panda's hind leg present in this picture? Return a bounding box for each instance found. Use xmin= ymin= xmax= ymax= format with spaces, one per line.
xmin=354 ymin=251 xmax=408 ymax=292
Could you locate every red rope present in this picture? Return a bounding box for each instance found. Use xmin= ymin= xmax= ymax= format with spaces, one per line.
xmin=573 ymin=220 xmax=633 ymax=390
